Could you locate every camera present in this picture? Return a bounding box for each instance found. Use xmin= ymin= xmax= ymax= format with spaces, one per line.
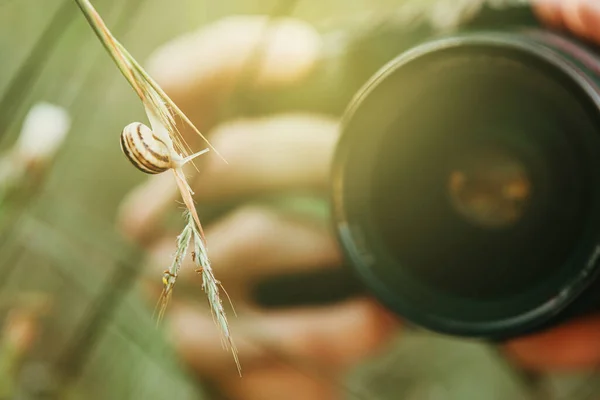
xmin=243 ymin=2 xmax=600 ymax=340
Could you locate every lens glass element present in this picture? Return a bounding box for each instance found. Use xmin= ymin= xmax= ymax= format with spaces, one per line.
xmin=365 ymin=48 xmax=594 ymax=301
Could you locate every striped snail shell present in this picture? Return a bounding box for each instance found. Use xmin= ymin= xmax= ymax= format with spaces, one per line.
xmin=120 ymin=122 xmax=209 ymax=174
xmin=120 ymin=122 xmax=172 ymax=174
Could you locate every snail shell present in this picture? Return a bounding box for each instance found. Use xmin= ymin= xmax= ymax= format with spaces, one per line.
xmin=120 ymin=122 xmax=173 ymax=174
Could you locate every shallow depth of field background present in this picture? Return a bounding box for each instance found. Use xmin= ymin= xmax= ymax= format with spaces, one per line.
xmin=1 ymin=0 xmax=599 ymax=399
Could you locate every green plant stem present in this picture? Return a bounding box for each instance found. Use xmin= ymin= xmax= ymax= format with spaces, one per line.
xmin=73 ymin=0 xmax=145 ymax=100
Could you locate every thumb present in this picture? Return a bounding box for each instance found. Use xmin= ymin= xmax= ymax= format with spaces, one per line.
xmin=146 ymin=15 xmax=323 ymax=133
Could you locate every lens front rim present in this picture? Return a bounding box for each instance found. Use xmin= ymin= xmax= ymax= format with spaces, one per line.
xmin=332 ymin=30 xmax=600 ymax=338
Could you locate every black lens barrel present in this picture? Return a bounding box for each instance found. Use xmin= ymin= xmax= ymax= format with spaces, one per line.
xmin=332 ymin=31 xmax=600 ymax=339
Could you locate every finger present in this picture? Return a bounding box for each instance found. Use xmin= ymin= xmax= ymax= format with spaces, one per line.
xmin=118 ymin=114 xmax=338 ymax=244
xmin=237 ymin=298 xmax=399 ymax=369
xmin=532 ymin=0 xmax=566 ymax=29
xmin=503 ymin=315 xmax=600 ymax=370
xmin=146 ymin=15 xmax=323 ymax=132
xmin=576 ymin=0 xmax=600 ymax=43
xmin=146 ymin=205 xmax=342 ymax=296
xmin=193 ymin=114 xmax=339 ymax=202
xmin=216 ymin=366 xmax=340 ymax=400
xmin=167 ymin=298 xmax=398 ymax=378
xmin=559 ymin=0 xmax=591 ymax=40
xmin=117 ymin=171 xmax=180 ymax=245
xmin=533 ymin=0 xmax=600 ymax=43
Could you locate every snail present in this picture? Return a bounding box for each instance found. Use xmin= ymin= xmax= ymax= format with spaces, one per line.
xmin=120 ymin=122 xmax=208 ymax=174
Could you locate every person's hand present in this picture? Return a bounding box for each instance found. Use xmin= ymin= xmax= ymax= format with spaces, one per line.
xmin=118 ymin=3 xmax=600 ymax=398
xmin=118 ymin=16 xmax=397 ymax=400
xmin=503 ymin=0 xmax=600 ymax=371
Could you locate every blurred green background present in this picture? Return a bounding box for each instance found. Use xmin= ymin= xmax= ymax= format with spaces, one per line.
xmin=1 ymin=0 xmax=600 ymax=399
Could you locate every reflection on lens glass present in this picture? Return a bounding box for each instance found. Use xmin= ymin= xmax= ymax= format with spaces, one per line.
xmin=447 ymin=148 xmax=531 ymax=229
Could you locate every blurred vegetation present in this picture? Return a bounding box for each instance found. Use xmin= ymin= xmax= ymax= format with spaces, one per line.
xmin=2 ymin=0 xmax=600 ymax=399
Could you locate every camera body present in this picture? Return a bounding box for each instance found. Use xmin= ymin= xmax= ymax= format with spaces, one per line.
xmin=244 ymin=3 xmax=600 ymax=340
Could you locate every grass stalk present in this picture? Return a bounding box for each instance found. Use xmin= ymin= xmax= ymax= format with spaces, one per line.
xmin=74 ymin=0 xmax=239 ymax=373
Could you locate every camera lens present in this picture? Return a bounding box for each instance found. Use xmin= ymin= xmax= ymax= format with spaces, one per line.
xmin=333 ymin=34 xmax=600 ymax=337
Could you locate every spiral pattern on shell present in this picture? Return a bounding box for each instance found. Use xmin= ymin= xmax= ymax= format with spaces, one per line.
xmin=120 ymin=122 xmax=172 ymax=174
